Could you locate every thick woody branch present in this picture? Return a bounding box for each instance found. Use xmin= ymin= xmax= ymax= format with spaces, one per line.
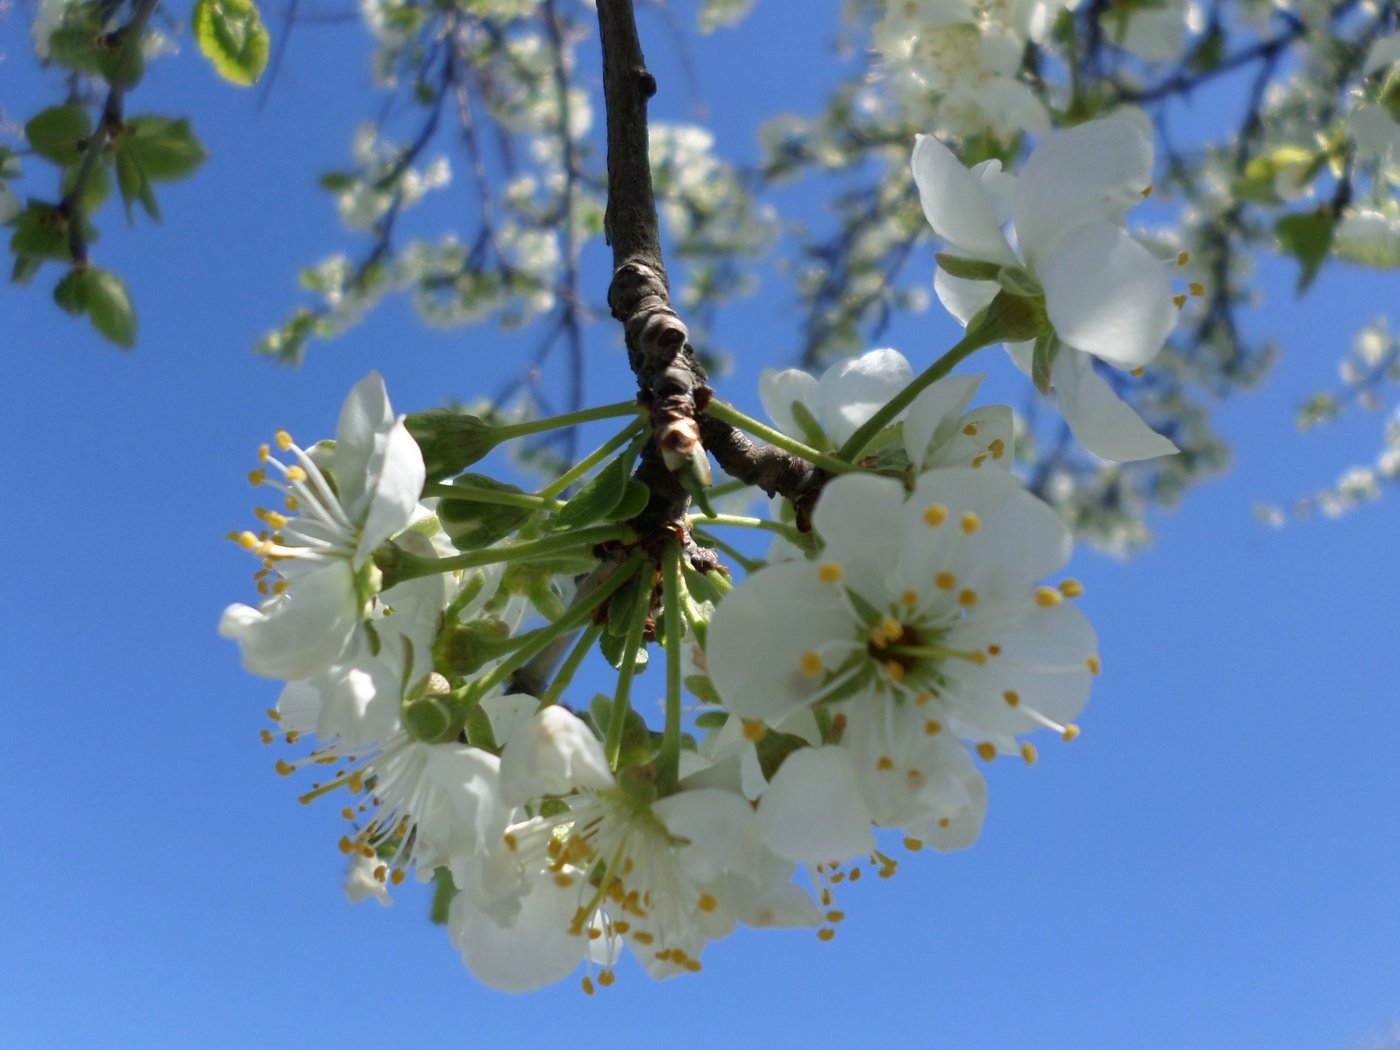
xmin=698 ymin=416 xmax=828 ymax=532
xmin=596 ymin=0 xmax=710 ymax=517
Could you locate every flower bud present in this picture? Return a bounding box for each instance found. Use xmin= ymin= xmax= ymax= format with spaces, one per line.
xmin=405 ymin=410 xmax=500 ymax=482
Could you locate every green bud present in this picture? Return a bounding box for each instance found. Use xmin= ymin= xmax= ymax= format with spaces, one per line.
xmin=433 ymin=618 xmax=514 ymax=676
xmin=403 ymin=696 xmax=453 ymax=742
xmin=406 ymin=411 xmax=502 ymax=481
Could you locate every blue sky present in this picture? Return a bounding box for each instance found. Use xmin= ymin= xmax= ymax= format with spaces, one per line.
xmin=3 ymin=4 xmax=1398 ymax=1048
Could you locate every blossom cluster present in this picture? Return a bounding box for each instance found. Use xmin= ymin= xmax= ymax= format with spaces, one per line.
xmin=222 ymin=119 xmax=1181 ymax=993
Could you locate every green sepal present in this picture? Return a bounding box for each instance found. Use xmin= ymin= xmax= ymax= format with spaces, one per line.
xmin=1276 ymin=209 xmax=1336 ymax=295
xmin=462 ymin=701 xmax=497 ymax=750
xmin=48 ymin=27 xmax=108 ymax=76
xmin=193 ymin=0 xmax=271 ymax=87
xmin=437 ymin=475 xmax=535 ymax=549
xmin=996 ymin=265 xmax=1043 ymax=298
xmin=120 ymin=116 xmax=208 ymax=182
xmin=429 ymin=868 xmax=456 ymax=925
xmin=935 ymin=253 xmax=1002 ymax=281
xmin=404 ymin=411 xmax=500 ymax=480
xmin=787 ymin=400 xmax=830 ymax=451
xmin=841 ymin=585 xmax=883 ymax=630
xmin=588 ymin=695 xmax=656 ymax=769
xmin=691 ymin=709 xmax=727 ymax=729
xmin=53 ymin=269 xmax=87 ymax=315
xmin=963 ymin=289 xmax=1047 ymax=347
xmin=680 ymin=469 xmax=717 ymax=517
xmin=25 ymin=105 xmax=92 ymax=166
xmin=82 ymin=268 xmax=138 ymax=347
xmin=11 ymin=256 xmax=42 ymax=286
xmin=753 ymin=731 xmax=808 ymax=782
xmin=115 ymin=146 xmax=161 ymax=224
xmin=433 ymin=618 xmax=513 ymax=676
xmin=686 ymin=676 xmax=721 ymax=703
xmin=10 ymin=200 xmax=75 ymax=266
xmin=1031 ymin=330 xmax=1062 ymax=395
xmin=549 ymin=454 xmax=631 ymax=532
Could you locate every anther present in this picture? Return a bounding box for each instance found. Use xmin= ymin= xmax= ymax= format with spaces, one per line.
xmin=962 ymin=422 xmax=979 ymax=436
xmin=1003 ymin=690 xmax=1019 ymax=707
xmin=902 ymin=838 xmax=923 ymax=852
xmin=1188 ymin=282 xmax=1205 ymax=297
xmin=1176 ymin=249 xmax=1191 ymax=266
xmin=901 ymin=589 xmax=918 ymax=607
xmin=960 ymin=512 xmax=980 ymax=534
xmin=274 ymin=429 xmax=294 ymax=451
xmin=924 ymin=504 xmax=947 ymax=527
xmin=800 ymin=651 xmax=824 ymax=677
xmin=988 ymin=438 xmax=1005 ymax=460
xmin=958 ymin=589 xmax=977 ymax=607
xmin=1131 ymin=367 xmax=1145 ymax=377
xmin=581 ymin=976 xmax=595 ymax=996
xmin=598 ymin=970 xmax=616 ymax=987
xmin=817 ymin=927 xmax=836 ymax=942
xmin=924 ymin=720 xmax=942 ymax=735
xmin=1020 ymin=742 xmax=1038 ymax=766
xmin=1062 ymin=725 xmax=1081 ymax=742
xmin=884 ymin=661 xmax=905 ymax=682
xmin=1035 ymin=587 xmax=1062 ymax=607
xmin=1058 ymin=578 xmax=1083 ymax=598
xmin=819 ymin=562 xmax=843 ymax=583
xmin=935 ymin=571 xmax=956 ymax=590
xmin=975 ymin=742 xmax=997 ymax=761
xmin=741 ymin=719 xmax=766 ymax=743
xmin=697 ymin=894 xmax=718 ymax=913
xmin=1173 ymin=293 xmax=1188 ymax=309
xmin=1085 ymin=656 xmax=1101 ymax=675
xmin=876 ymin=755 xmax=895 ymax=771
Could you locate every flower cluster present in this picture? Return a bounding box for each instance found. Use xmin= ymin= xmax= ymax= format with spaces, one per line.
xmin=223 ymin=120 xmax=1183 ymax=994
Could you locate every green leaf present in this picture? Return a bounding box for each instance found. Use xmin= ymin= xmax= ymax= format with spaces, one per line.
xmin=437 ymin=475 xmax=535 ymax=549
xmin=83 ymin=268 xmax=138 ymax=348
xmin=96 ymin=40 xmax=145 ymax=90
xmin=11 ymin=255 xmax=43 ymax=286
xmin=120 ymin=117 xmax=208 ymax=182
xmin=935 ymin=253 xmax=1002 ymax=281
xmin=193 ymin=0 xmax=271 ymax=87
xmin=62 ymin=161 xmax=112 ymax=214
xmin=53 ymin=269 xmax=88 ymax=315
xmin=607 ymin=478 xmax=651 ymax=522
xmin=9 ymin=201 xmax=73 ymax=265
xmin=549 ymin=454 xmax=631 ymax=531
xmin=47 ymin=27 xmax=107 ymax=76
xmin=1275 ymin=210 xmax=1336 ymax=295
xmin=25 ymin=105 xmax=93 ymax=166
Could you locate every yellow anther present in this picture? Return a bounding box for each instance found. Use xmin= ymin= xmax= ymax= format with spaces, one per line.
xmin=923 ymin=720 xmax=942 ymax=735
xmin=915 ymin=691 xmax=933 ymax=706
xmin=1085 ymin=655 xmax=1102 ymax=675
xmin=879 ymin=615 xmax=902 ymax=641
xmin=285 ymin=465 xmax=307 ymax=482
xmin=391 ymin=869 xmax=406 ymax=886
xmin=848 ymin=867 xmax=862 ymax=882
xmin=581 ymin=976 xmax=595 ymax=996
xmin=259 ymin=729 xmax=273 ymax=745
xmin=255 ymin=581 xmax=270 ymax=597
xmin=271 ymin=580 xmax=289 ymax=595
xmin=962 ymin=422 xmax=979 ymax=436
xmin=741 ymin=719 xmax=766 ymax=743
xmin=902 ymin=838 xmax=923 ymax=853
xmin=285 ymin=729 xmax=301 ymax=745
xmin=359 ymin=844 xmax=375 ymax=859
xmin=247 ymin=468 xmax=266 ymax=486
xmin=275 ymin=758 xmax=295 ymax=776
xmin=684 ymin=959 xmax=702 ymax=973
xmin=817 ymin=927 xmax=836 ymax=942
xmin=938 ymin=817 xmax=951 ymax=829
xmin=284 ymin=495 xmax=299 ymax=511
xmin=503 ymin=832 xmax=518 ymax=851
xmin=969 ymin=650 xmax=987 ymax=665
xmin=818 ymin=562 xmax=843 ymax=583
xmin=373 ymin=863 xmax=388 ymax=883
xmin=598 ymin=970 xmax=616 ymax=987
xmin=826 ymin=909 xmax=846 ymax=922
xmin=1020 ymin=742 xmax=1038 ymax=766
xmin=800 ymin=651 xmax=824 ymax=677
xmin=347 ymin=771 xmax=364 ymax=793
xmin=340 ymin=807 xmax=354 ymax=820
xmin=337 ymin=836 xmax=353 ymax=854
xmin=1141 ymin=183 xmax=1153 ymax=198
xmin=1003 ymin=690 xmax=1020 ymax=707
xmin=960 ymin=512 xmax=980 ymax=534
xmin=987 ymin=643 xmax=1001 ymax=656
xmin=1188 ymin=281 xmax=1206 ymax=297
xmin=1131 ymin=366 xmax=1145 ymax=377
xmin=1173 ymin=293 xmax=1188 ymax=309
xmin=697 ymin=894 xmax=718 ymax=913
xmin=988 ymin=438 xmax=1006 ymax=460
xmin=612 ymin=920 xmax=631 ymax=934
xmin=975 ymin=742 xmax=997 ymax=762
xmin=924 ymin=504 xmax=948 ymax=527
xmin=884 ymin=661 xmax=905 ymax=682
xmin=1176 ymin=249 xmax=1191 ymax=266
xmin=1035 ymin=587 xmax=1063 ymax=607
xmin=632 ymin=931 xmax=655 ymax=945
xmin=257 ymin=443 xmax=270 ymax=462
xmin=266 ymin=709 xmax=281 ymax=722
xmin=553 ymin=873 xmax=574 ymax=888
xmin=274 ymin=429 xmax=294 ymax=451
xmin=935 ymin=571 xmax=956 ymax=590
xmin=972 ymin=455 xmax=987 ymax=468
xmin=958 ymin=588 xmax=978 ymax=607
xmin=264 ymin=510 xmax=289 ymax=529
xmin=1062 ymin=724 xmax=1081 ymax=742
xmin=1058 ymin=578 xmax=1084 ymax=598
xmin=901 ymin=589 xmax=918 ymax=607
xmin=238 ymin=531 xmax=260 ymax=551
xmin=876 ymin=755 xmax=895 ymax=771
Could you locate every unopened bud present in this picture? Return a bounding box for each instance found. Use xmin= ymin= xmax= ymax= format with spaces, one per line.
xmin=405 ymin=410 xmax=500 ymax=481
xmin=659 ymin=417 xmax=711 ymax=487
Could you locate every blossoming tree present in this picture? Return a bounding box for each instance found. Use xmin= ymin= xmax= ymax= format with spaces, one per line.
xmin=7 ymin=0 xmax=1398 ymax=993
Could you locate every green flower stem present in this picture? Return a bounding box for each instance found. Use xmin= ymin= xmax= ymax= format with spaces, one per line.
xmin=689 ymin=512 xmax=807 ymax=546
xmin=657 ymin=540 xmax=685 ymax=793
xmin=836 ymin=297 xmax=1033 ymax=462
xmin=496 ymin=401 xmax=642 ymax=441
xmin=538 ymin=622 xmax=604 ymax=708
xmin=469 ymin=555 xmax=643 ymax=703
xmin=423 ymin=481 xmax=564 ymax=512
xmin=537 ymin=418 xmax=647 ymax=500
xmin=605 ymin=572 xmax=654 ymax=770
xmin=383 ymin=523 xmax=632 ymax=584
xmin=704 ymin=401 xmax=857 ymax=476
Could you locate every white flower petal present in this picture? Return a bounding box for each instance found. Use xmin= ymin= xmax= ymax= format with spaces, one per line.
xmin=500 ymin=707 xmax=613 ymax=805
xmin=1040 ymin=223 xmax=1176 ymax=368
xmin=811 ymin=472 xmax=908 ymax=600
xmin=757 ymin=747 xmax=874 ymax=864
xmin=219 ymin=561 xmax=359 ymax=680
xmin=817 ymin=348 xmax=914 ymax=446
xmin=903 ymin=373 xmax=983 ymax=470
xmin=1051 ymin=351 xmax=1178 ymax=462
xmin=1013 ymin=120 xmax=1154 ymax=265
xmin=759 ymin=367 xmax=820 ymax=441
xmin=450 ymin=878 xmax=588 ymax=993
xmin=333 ymin=371 xmax=397 ymax=518
xmin=653 ymin=789 xmax=755 ymax=882
xmin=934 ymin=265 xmax=1000 ymax=327
xmin=354 ymin=418 xmax=426 ymax=564
xmin=912 ymin=134 xmax=1019 ymax=265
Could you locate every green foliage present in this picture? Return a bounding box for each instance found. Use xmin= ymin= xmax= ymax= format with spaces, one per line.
xmin=194 ymin=0 xmax=271 ymax=87
xmin=1276 ymin=209 xmax=1337 ymax=295
xmin=52 ymin=267 xmax=138 ymax=348
xmin=25 ymin=106 xmax=93 ymax=166
xmin=120 ymin=117 xmax=209 ymax=182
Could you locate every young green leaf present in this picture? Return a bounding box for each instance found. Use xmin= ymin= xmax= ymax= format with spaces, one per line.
xmin=83 ymin=268 xmax=138 ymax=348
xmin=1276 ymin=209 xmax=1336 ymax=295
xmin=121 ymin=117 xmax=209 ymax=182
xmin=25 ymin=106 xmax=93 ymax=166
xmin=193 ymin=0 xmax=271 ymax=87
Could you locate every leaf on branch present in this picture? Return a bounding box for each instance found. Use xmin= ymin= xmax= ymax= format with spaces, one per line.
xmin=193 ymin=0 xmax=271 ymax=87
xmin=25 ymin=106 xmax=93 ymax=166
xmin=121 ymin=117 xmax=209 ymax=182
xmin=1275 ymin=209 xmax=1336 ymax=295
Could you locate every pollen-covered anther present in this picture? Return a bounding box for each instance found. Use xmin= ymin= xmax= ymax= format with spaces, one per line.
xmin=924 ymin=504 xmax=948 ymax=527
xmin=1003 ymin=690 xmax=1020 ymax=707
xmin=1058 ymin=578 xmax=1084 ymax=598
xmin=274 ymin=429 xmax=294 ymax=452
xmin=1062 ymin=724 xmax=1081 ymax=742
xmin=597 ymin=969 xmax=616 ymax=988
xmin=275 ymin=758 xmax=295 ymax=776
xmin=988 ymin=438 xmax=1006 ymax=461
xmin=817 ymin=927 xmax=836 ymax=942
xmin=1131 ymin=366 xmax=1145 ymax=377
xmin=800 ymin=651 xmax=824 ymax=677
xmin=902 ymin=837 xmax=923 ymax=852
xmin=958 ymin=588 xmax=978 ymax=607
xmin=697 ymin=893 xmax=718 ymax=913
xmin=1035 ymin=586 xmax=1063 ymax=607
xmin=935 ymin=571 xmax=956 ymax=590
xmin=901 ymin=589 xmax=918 ymax=607
xmin=1141 ymin=183 xmax=1153 ymax=198
xmin=960 ymin=512 xmax=980 ymax=534
xmin=1085 ymin=655 xmax=1102 ymax=675
xmin=923 ymin=719 xmax=942 ymax=735
xmin=818 ymin=562 xmax=843 ymax=584
xmin=884 ymin=660 xmax=906 ymax=682
xmin=741 ymin=719 xmax=766 ymax=743
xmin=962 ymin=422 xmax=979 ymax=436
xmin=1020 ymin=742 xmax=1038 ymax=766
xmin=1188 ymin=281 xmax=1206 ymax=297
xmin=1176 ymin=249 xmax=1191 ymax=266
xmin=1173 ymin=293 xmax=1188 ymax=310
xmin=581 ymin=976 xmax=596 ymax=996
xmin=915 ymin=691 xmax=933 ymax=706
xmin=975 ymin=742 xmax=997 ymax=761
xmin=876 ymin=755 xmax=895 ymax=771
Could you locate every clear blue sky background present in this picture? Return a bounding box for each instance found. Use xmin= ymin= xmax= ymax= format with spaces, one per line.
xmin=3 ymin=4 xmax=1398 ymax=1048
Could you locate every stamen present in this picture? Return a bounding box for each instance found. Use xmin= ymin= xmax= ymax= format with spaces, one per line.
xmin=1058 ymin=578 xmax=1083 ymax=598
xmin=1020 ymin=742 xmax=1038 ymax=766
xmin=924 ymin=504 xmax=947 ymax=527
xmin=1035 ymin=587 xmax=1062 ymax=607
xmin=1002 ymin=690 xmax=1019 ymax=707
xmin=1085 ymin=656 xmax=1101 ymax=675
xmin=818 ymin=563 xmax=843 ymax=583
xmin=988 ymin=439 xmax=1005 ymax=461
xmin=935 ymin=571 xmax=956 ymax=590
xmin=960 ymin=512 xmax=980 ymax=534
xmin=741 ymin=719 xmax=766 ymax=743
xmin=923 ymin=720 xmax=942 ymax=735
xmin=975 ymin=742 xmax=997 ymax=761
xmin=800 ymin=651 xmax=824 ymax=677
